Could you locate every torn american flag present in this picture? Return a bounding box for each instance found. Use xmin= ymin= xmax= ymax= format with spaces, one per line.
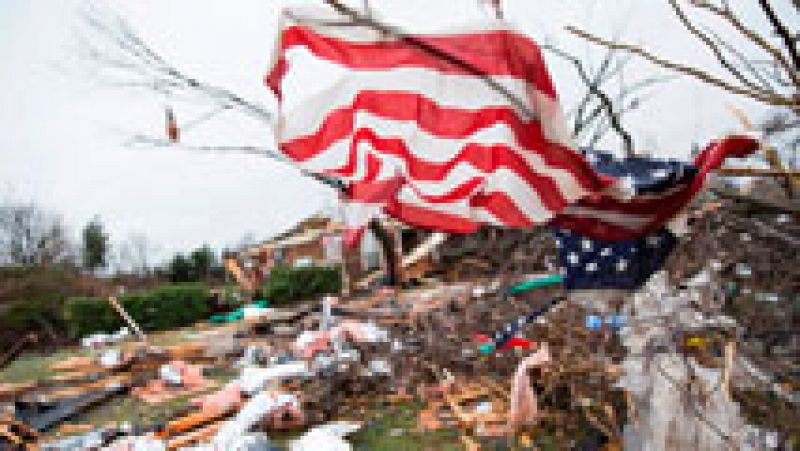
xmin=265 ymin=6 xmax=759 ymax=245
xmin=554 ymin=148 xmax=694 ymax=290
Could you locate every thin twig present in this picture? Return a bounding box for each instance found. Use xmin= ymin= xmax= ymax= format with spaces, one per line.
xmin=544 ymin=44 xmax=635 ymax=156
xmin=691 ymin=0 xmax=799 ymax=86
xmin=565 ymin=25 xmax=797 ymax=107
xmin=708 ymin=30 xmax=777 ymax=92
xmin=757 ymin=0 xmax=800 ymax=71
xmin=668 ymin=0 xmax=767 ymax=94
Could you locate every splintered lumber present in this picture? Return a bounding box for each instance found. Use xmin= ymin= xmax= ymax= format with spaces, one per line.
xmin=107 ymin=296 xmax=147 ymax=343
xmin=0 ymin=424 xmax=25 ymax=447
xmin=164 ymin=342 xmax=207 ymax=361
xmin=357 ymin=232 xmax=447 ymax=288
xmin=716 ymin=167 xmax=800 ymax=178
xmin=49 ymin=371 xmax=99 ymax=385
xmin=27 ymin=373 xmax=132 ymax=404
xmin=580 ymin=404 xmax=618 ymax=444
xmin=50 ymin=356 xmax=96 ymax=372
xmin=425 ymin=379 xmax=510 ymax=438
xmin=711 ymin=188 xmax=800 ymax=215
xmin=58 ymin=423 xmax=94 ymax=434
xmin=0 ymin=382 xmax=38 ymax=401
xmin=0 ymin=417 xmax=38 ymax=445
xmin=419 ymin=403 xmax=459 ymax=430
xmin=166 ymin=421 xmax=224 ymax=450
xmin=155 ymin=403 xmax=239 ymax=439
xmin=20 ymin=382 xmax=128 ymax=431
xmin=223 ymin=255 xmax=255 ymax=293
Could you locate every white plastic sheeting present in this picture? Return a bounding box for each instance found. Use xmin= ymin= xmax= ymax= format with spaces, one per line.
xmin=617 ymin=272 xmax=751 ymax=450
xmin=291 ymin=421 xmax=362 ymax=451
xmin=212 ymin=391 xmax=300 ymax=449
xmin=183 ymin=433 xmax=275 ymax=451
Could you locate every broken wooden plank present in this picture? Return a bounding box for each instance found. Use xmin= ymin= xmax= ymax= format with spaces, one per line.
xmin=107 ymin=296 xmax=148 ymax=344
xmin=17 ymin=382 xmax=128 ymax=431
xmin=166 ymin=420 xmax=223 ymax=450
xmin=155 ymin=403 xmax=239 ymax=439
xmin=716 ymin=167 xmax=800 ymax=178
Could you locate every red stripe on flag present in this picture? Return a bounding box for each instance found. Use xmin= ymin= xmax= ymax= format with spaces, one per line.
xmin=334 ymin=129 xmax=586 ymax=210
xmin=471 ymin=191 xmax=538 ymax=227
xmin=384 ymin=200 xmax=480 ymax=234
xmin=280 ymin=91 xmax=609 ymax=192
xmin=271 ymin=26 xmax=558 ymax=99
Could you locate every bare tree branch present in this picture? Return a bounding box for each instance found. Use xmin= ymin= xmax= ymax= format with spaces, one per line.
xmin=565 ymin=25 xmax=798 ymax=107
xmin=669 ymin=0 xmax=768 ymax=94
xmin=691 ymin=0 xmax=799 ymax=86
xmin=570 ymin=48 xmax=623 ymax=136
xmin=708 ymin=29 xmax=777 ymax=91
xmin=81 ymin=7 xmax=274 ymax=123
xmin=543 ymin=44 xmax=636 ymax=156
xmin=757 ymin=0 xmax=800 ymax=70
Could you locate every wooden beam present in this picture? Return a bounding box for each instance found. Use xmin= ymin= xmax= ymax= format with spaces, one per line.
xmin=711 ymin=189 xmax=800 ymax=215
xmin=716 ymin=167 xmax=800 ymax=178
xmin=107 ymin=296 xmax=147 ymax=344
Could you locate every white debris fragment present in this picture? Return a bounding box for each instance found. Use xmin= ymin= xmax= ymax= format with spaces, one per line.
xmin=184 ymin=433 xmax=274 ymax=451
xmin=475 ymin=401 xmax=492 ymax=414
xmin=291 ymin=421 xmax=361 ymax=451
xmin=238 ymin=362 xmax=309 ymax=395
xmin=367 ymin=359 xmax=392 ymax=375
xmin=99 ymin=348 xmax=122 ymax=367
xmin=213 ymin=392 xmax=299 ymax=448
xmin=159 ymin=363 xmax=183 ymax=386
xmin=735 ymin=263 xmax=753 ymax=278
xmin=81 ymin=327 xmax=131 ymax=348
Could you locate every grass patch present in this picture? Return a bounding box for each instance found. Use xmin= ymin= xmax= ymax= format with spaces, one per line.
xmin=65 ymin=392 xmax=196 ymax=427
xmin=350 ymin=401 xmax=462 ymax=451
xmin=0 ymin=347 xmax=90 ymax=383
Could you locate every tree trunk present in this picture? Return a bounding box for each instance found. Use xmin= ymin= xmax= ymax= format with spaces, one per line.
xmin=368 ymin=219 xmax=399 ymax=286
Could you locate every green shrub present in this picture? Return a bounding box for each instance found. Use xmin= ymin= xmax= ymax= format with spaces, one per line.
xmin=0 ymin=299 xmax=66 ymax=339
xmin=63 ymin=283 xmax=210 ymax=338
xmin=262 ymin=265 xmax=341 ymax=305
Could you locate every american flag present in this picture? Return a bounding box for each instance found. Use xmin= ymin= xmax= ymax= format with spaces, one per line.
xmin=555 ymin=226 xmax=676 ymax=290
xmin=554 ymin=148 xmax=692 ymax=290
xmin=267 ymin=6 xmax=610 ymax=240
xmin=551 ymin=136 xmax=759 ymax=241
xmin=266 ymin=6 xmax=759 ymax=244
xmin=486 ymin=295 xmax=566 ymax=351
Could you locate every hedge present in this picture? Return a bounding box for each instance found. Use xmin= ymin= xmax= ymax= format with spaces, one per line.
xmin=63 ymin=283 xmax=210 ymax=338
xmin=262 ymin=265 xmax=341 ymax=305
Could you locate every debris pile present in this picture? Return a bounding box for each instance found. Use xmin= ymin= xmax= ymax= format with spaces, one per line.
xmin=0 ymin=196 xmax=796 ymax=449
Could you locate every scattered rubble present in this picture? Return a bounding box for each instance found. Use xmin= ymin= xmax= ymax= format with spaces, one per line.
xmin=0 ymin=196 xmax=796 ymax=449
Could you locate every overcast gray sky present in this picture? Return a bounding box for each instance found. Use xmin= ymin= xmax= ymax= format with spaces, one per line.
xmin=1 ymin=0 xmax=793 ymax=263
